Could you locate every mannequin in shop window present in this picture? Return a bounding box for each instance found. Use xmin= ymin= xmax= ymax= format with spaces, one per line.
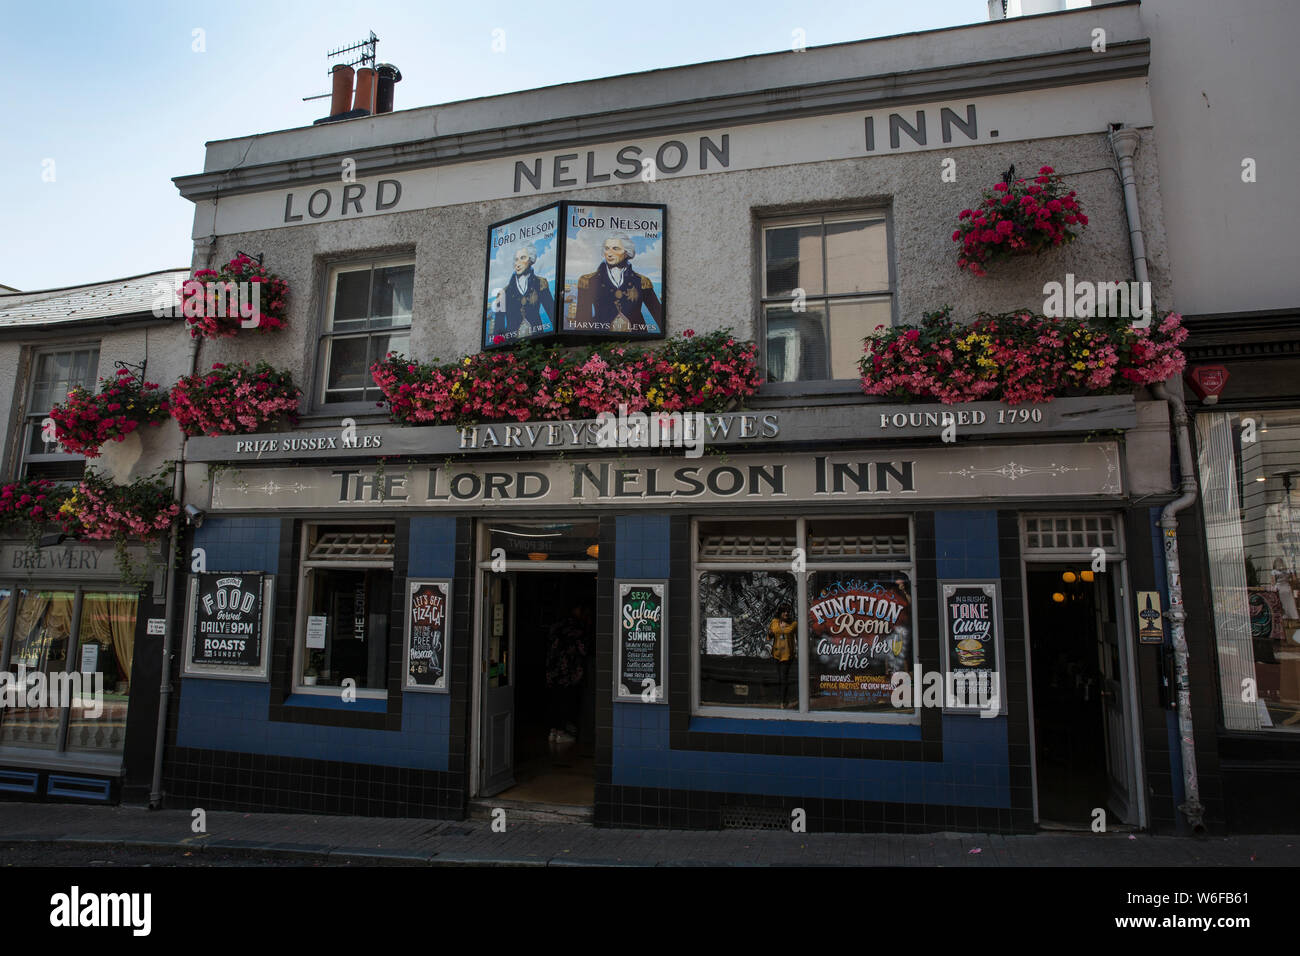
xmin=768 ymin=604 xmax=796 ymax=709
xmin=546 ymin=604 xmax=591 ymax=744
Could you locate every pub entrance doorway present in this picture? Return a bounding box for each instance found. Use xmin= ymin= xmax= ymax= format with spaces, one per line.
xmin=473 ymin=520 xmax=599 ymax=816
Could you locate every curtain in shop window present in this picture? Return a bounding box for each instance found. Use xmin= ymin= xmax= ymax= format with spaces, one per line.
xmin=78 ymin=593 xmax=138 ymax=685
xmin=110 ymin=593 xmax=137 ymax=682
xmin=9 ymin=592 xmax=53 ymax=669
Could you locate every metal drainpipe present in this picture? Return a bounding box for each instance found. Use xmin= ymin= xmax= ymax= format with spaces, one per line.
xmin=1111 ymin=125 xmax=1206 ymax=832
xmin=149 ymin=284 xmax=203 ymax=809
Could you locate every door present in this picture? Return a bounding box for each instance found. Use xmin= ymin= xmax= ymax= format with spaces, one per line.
xmin=480 ymin=572 xmax=515 ymax=797
xmin=1097 ymin=574 xmax=1134 ymax=823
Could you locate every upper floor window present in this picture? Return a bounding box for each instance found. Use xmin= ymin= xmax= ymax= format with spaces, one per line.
xmin=760 ymin=212 xmax=893 ymax=383
xmin=21 ymin=346 xmax=99 ymax=480
xmin=319 ymin=259 xmax=414 ymax=405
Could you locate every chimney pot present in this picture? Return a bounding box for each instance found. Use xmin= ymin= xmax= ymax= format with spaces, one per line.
xmin=353 ymin=67 xmax=376 ymax=114
xmin=330 ymin=64 xmax=356 ymax=117
xmin=375 ymin=63 xmax=402 ymax=114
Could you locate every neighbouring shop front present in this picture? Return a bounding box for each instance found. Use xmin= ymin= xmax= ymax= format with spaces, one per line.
xmin=0 ymin=539 xmax=164 ymax=804
xmin=163 ymin=396 xmax=1187 ymax=832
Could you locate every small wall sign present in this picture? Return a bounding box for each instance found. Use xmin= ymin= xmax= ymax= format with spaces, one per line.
xmin=615 ymin=580 xmax=666 ymax=702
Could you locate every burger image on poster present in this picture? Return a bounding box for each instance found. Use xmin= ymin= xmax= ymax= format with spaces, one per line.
xmin=956 ymin=638 xmax=985 ymax=667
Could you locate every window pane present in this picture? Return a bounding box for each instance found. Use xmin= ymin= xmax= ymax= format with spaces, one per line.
xmin=765 ymin=305 xmax=828 ymax=382
xmin=698 ymin=570 xmax=797 ymax=709
xmin=0 ymin=589 xmax=75 ymax=750
xmin=825 ymin=219 xmax=888 ymax=293
xmin=31 ymin=348 xmax=98 ymax=412
xmin=304 ymin=567 xmax=392 ymax=691
xmin=370 ymin=265 xmax=414 ymax=326
xmin=698 ymin=519 xmax=796 ymax=561
xmin=807 ymin=572 xmax=913 ymax=713
xmin=765 ymin=225 xmax=824 ymax=298
xmin=66 ymin=592 xmax=137 ymax=755
xmin=324 ymin=336 xmax=371 ymax=401
xmin=331 ymin=268 xmax=371 ymax=328
xmin=808 ymin=517 xmax=910 ymax=561
xmin=828 ymin=298 xmax=893 ymax=380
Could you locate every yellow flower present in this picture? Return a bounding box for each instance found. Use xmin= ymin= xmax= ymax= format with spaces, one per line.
xmin=1072 ymin=361 xmax=1086 ymax=371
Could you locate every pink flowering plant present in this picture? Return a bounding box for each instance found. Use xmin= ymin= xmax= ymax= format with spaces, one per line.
xmin=860 ymin=308 xmax=1187 ymax=405
xmin=371 ymin=329 xmax=762 ymax=427
xmin=170 ymin=362 xmax=301 ymax=437
xmin=953 ymin=166 xmax=1088 ymax=276
xmin=58 ymin=472 xmax=178 ymax=543
xmin=181 ymin=253 xmax=289 ymax=338
xmin=0 ymin=478 xmax=73 ymax=541
xmin=49 ymin=368 xmax=172 ymax=458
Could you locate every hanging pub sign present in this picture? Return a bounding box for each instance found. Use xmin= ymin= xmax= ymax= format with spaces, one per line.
xmin=807 ymin=574 xmax=913 ymax=712
xmin=483 ymin=200 xmax=666 ymax=350
xmin=404 ymin=580 xmax=452 ymax=693
xmin=183 ymin=572 xmax=274 ymax=680
xmin=938 ymin=580 xmax=1006 ymax=716
xmin=615 ymin=581 xmax=666 ymax=702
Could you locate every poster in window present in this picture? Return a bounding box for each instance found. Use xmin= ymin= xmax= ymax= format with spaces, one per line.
xmin=483 ymin=203 xmax=560 ymax=349
xmin=938 ymin=581 xmax=1006 ymax=716
xmin=807 ymin=573 xmax=912 ymax=712
xmin=615 ymin=581 xmax=666 ymax=702
xmin=563 ymin=202 xmax=665 ymax=338
xmin=190 ymin=573 xmax=264 ymax=667
xmin=405 ymin=580 xmax=451 ymax=693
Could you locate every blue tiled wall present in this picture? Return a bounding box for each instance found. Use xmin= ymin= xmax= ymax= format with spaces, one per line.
xmin=612 ymin=510 xmax=1012 ymax=809
xmin=176 ymin=516 xmax=452 ymax=771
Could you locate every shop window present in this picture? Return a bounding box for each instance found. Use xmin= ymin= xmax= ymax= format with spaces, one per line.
xmin=760 ymin=213 xmax=892 ymax=383
xmin=20 ymin=346 xmax=99 ymax=480
xmin=0 ymin=587 xmax=138 ymax=756
xmin=318 ymin=259 xmax=413 ymax=406
xmin=695 ymin=517 xmax=916 ymax=719
xmin=1196 ymin=410 xmax=1300 ymax=732
xmin=295 ymin=524 xmax=395 ymax=695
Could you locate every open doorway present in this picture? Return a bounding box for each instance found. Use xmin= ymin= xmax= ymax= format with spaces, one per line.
xmin=1026 ymin=564 xmax=1134 ymax=828
xmin=479 ymin=570 xmax=597 ymax=808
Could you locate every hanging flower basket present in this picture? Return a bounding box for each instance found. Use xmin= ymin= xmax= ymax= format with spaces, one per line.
xmin=953 ymin=166 xmax=1088 ymax=276
xmin=181 ymin=253 xmax=289 ymax=338
xmin=49 ymin=368 xmax=172 ymax=458
xmin=0 ymin=478 xmax=73 ymax=539
xmin=371 ymin=329 xmax=762 ymax=427
xmin=170 ymin=362 xmax=302 ymax=437
xmin=57 ymin=472 xmax=178 ymax=543
xmin=860 ymin=308 xmax=1187 ymax=405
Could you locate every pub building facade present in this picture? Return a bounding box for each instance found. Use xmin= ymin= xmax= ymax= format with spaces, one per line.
xmin=164 ymin=3 xmax=1199 ymax=833
xmin=0 ymin=272 xmax=190 ymax=804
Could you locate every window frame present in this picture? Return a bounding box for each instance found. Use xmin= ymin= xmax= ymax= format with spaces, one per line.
xmin=17 ymin=343 xmax=100 ymax=480
xmin=690 ymin=514 xmax=918 ymax=723
xmin=756 ymin=207 xmax=897 ymax=391
xmin=291 ymin=520 xmax=397 ymax=700
xmin=313 ymin=255 xmax=416 ymax=414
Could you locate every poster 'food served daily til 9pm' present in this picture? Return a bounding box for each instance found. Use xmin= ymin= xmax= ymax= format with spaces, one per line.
xmin=484 ymin=204 xmax=559 ymax=349
xmin=564 ymin=203 xmax=664 ymax=336
xmin=807 ymin=574 xmax=912 ymax=712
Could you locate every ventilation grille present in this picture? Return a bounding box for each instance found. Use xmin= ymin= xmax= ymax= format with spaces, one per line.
xmin=699 ymin=534 xmax=797 ymax=561
xmin=308 ymin=530 xmax=394 ymax=561
xmin=808 ymin=533 xmax=909 ymax=560
xmin=720 ymin=805 xmax=789 ymax=830
xmin=1023 ymin=515 xmax=1118 ymax=552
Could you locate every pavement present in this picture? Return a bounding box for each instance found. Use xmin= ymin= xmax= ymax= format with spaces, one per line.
xmin=1 ymin=802 xmax=1297 ymax=866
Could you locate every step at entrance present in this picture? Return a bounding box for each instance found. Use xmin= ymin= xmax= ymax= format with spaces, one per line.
xmin=469 ymin=797 xmax=594 ymax=824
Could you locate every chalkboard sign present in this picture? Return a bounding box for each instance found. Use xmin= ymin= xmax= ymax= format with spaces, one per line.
xmin=190 ymin=573 xmax=265 ymax=667
xmin=404 ymin=580 xmax=451 ymax=693
xmin=938 ymin=580 xmax=1005 ymax=716
xmin=615 ymin=581 xmax=666 ymax=702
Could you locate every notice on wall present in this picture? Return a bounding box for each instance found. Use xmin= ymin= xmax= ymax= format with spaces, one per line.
xmin=79 ymin=642 xmax=99 ymax=674
xmin=616 ymin=582 xmax=666 ymax=702
xmin=190 ymin=573 xmax=265 ymax=667
xmin=939 ymin=581 xmax=1005 ymax=715
xmin=705 ymin=618 xmax=733 ymax=655
xmin=1136 ymin=591 xmax=1164 ymax=645
xmin=807 ymin=574 xmax=912 ymax=712
xmin=306 ymin=615 xmax=327 ymax=649
xmin=405 ymin=580 xmax=451 ymax=692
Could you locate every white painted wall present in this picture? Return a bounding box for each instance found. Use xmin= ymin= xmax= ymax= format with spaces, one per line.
xmin=1141 ymin=0 xmax=1300 ymax=315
